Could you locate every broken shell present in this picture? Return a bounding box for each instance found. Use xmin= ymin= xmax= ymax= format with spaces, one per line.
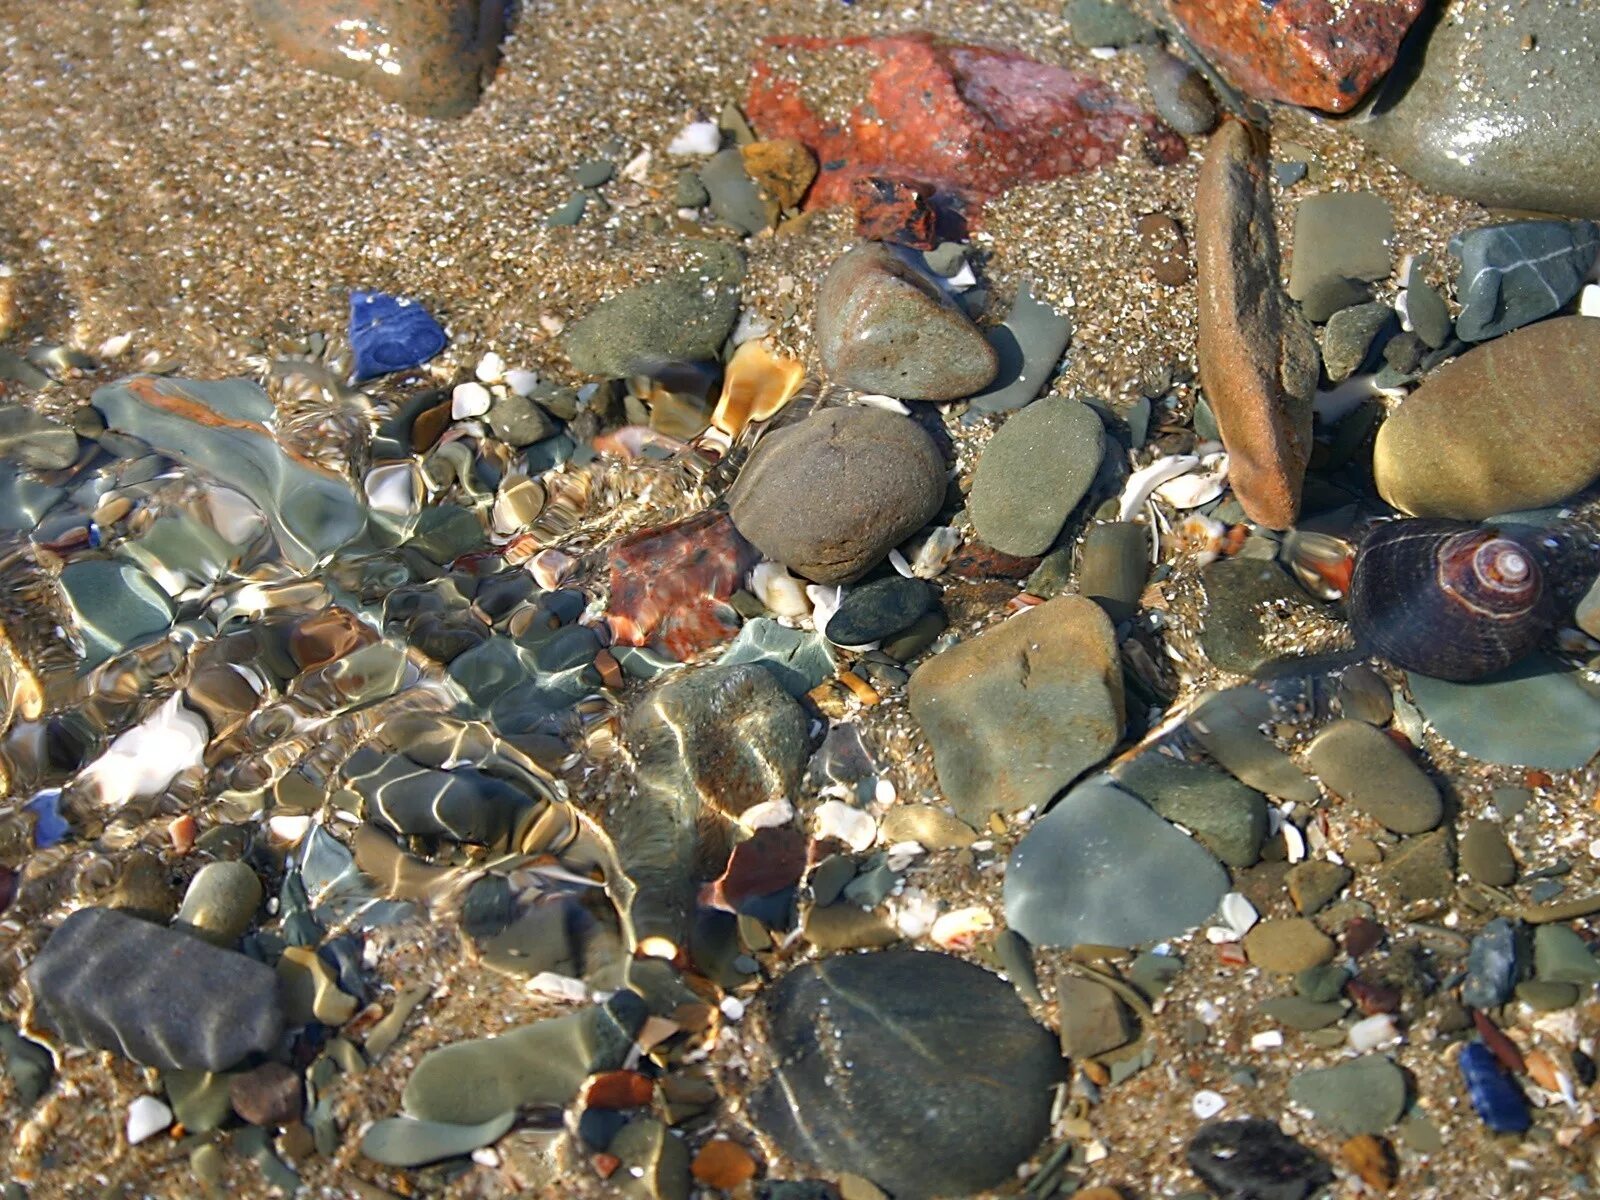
xmin=1153 ymin=452 xmax=1228 ymax=509
xmin=903 ymin=526 xmax=962 ymax=579
xmin=526 ymin=548 xmax=576 ymax=589
xmin=1284 ymin=530 xmax=1356 ymax=601
xmin=749 ymin=561 xmax=811 ymax=618
xmin=1173 ymin=513 xmax=1228 ymax=564
xmin=930 ymin=906 xmax=995 ymax=950
xmin=1119 ymin=454 xmax=1199 ymax=521
xmin=711 ymin=338 xmax=805 ymax=439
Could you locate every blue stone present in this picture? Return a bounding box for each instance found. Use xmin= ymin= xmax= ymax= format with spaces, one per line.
xmin=348 ymin=291 xmax=447 ymax=381
xmin=25 ymin=789 xmax=69 ymax=848
xmin=1462 ymin=918 xmax=1522 ymax=1010
xmin=1460 ymin=1041 xmax=1531 ymax=1134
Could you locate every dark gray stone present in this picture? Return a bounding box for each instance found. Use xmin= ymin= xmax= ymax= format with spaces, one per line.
xmin=964 ymin=281 xmax=1074 ymax=415
xmin=1112 ymin=752 xmax=1268 ymax=867
xmin=1078 ymin=521 xmax=1149 ymax=624
xmin=1287 ymin=193 xmax=1393 ymax=323
xmin=826 ymin=576 xmax=935 ymax=646
xmin=1141 ymin=48 xmax=1217 ymax=136
xmin=1187 ymin=1120 xmax=1332 ymax=1200
xmin=1463 ymin=918 xmax=1523 ymax=1010
xmin=25 ymin=907 xmax=284 ymax=1072
xmin=1450 ymin=220 xmax=1600 ymax=342
xmin=1321 ymin=302 xmax=1393 ymax=382
xmin=0 ymin=405 xmax=78 ymax=470
xmin=750 ymin=951 xmax=1063 ymax=1198
xmin=1198 ymin=559 xmax=1314 ymax=674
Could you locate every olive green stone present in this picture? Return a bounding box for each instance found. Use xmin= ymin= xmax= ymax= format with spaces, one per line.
xmin=1112 ymin=752 xmax=1268 ymax=867
xmin=1186 ymin=687 xmax=1318 ymax=803
xmin=1534 ymin=924 xmax=1600 ymax=984
xmin=1055 ymin=974 xmax=1132 ymax=1058
xmin=1375 ymin=829 xmax=1456 ymax=905
xmin=609 ymin=1117 xmax=691 ymax=1200
xmin=1287 ymin=860 xmax=1353 ymax=915
xmin=176 ymin=861 xmax=264 ymax=944
xmin=878 ymin=804 xmax=976 ymax=850
xmin=968 ymin=397 xmax=1104 ymax=556
xmin=1294 ymin=964 xmax=1350 ymax=1004
xmin=1078 ymin=521 xmax=1150 ymax=624
xmin=58 ymin=559 xmax=176 ymax=668
xmin=1460 ymin=820 xmax=1517 ymax=887
xmin=1306 ymin=720 xmax=1442 ymax=835
xmin=1198 ymin=560 xmax=1315 ymax=675
xmin=1515 ymin=981 xmax=1581 ymax=1011
xmin=1257 ymin=996 xmax=1350 ymax=1031
xmin=1244 ymin=919 xmax=1336 ymax=973
xmin=164 ymin=1070 xmax=237 ymax=1133
xmin=801 ymin=904 xmax=898 ymax=952
xmin=1288 ymin=1055 xmax=1407 ymax=1136
xmin=360 ymin=1110 xmax=516 ymax=1167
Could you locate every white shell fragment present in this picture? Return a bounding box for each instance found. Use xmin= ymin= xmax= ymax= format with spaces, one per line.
xmin=750 ymin=562 xmax=811 ymax=619
xmin=1581 ymin=283 xmax=1600 ymax=319
xmin=1191 ymin=1091 xmax=1227 ymax=1120
xmin=930 ymin=906 xmax=995 ymax=950
xmin=474 ymin=352 xmax=506 ymax=384
xmin=667 ymin=121 xmax=720 ymax=156
xmin=740 ymin=799 xmax=795 ymax=831
xmin=814 ymin=799 xmax=877 ymax=852
xmin=505 ymin=368 xmax=540 ymax=397
xmin=1152 ymin=452 xmax=1229 ymax=509
xmin=1119 ymin=455 xmax=1199 ymax=520
xmin=80 ymin=694 xmax=208 ymax=809
xmin=126 ymin=1095 xmax=173 ymax=1145
xmin=1348 ymin=1013 xmax=1403 ymax=1052
xmin=451 ymin=381 xmax=492 ymax=420
xmin=1218 ymin=892 xmax=1260 ymax=938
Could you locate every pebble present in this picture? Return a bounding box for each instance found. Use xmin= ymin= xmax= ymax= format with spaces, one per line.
xmin=717 ymin=618 xmax=837 ymax=697
xmin=740 ymin=138 xmax=817 ymax=209
xmin=825 ymin=576 xmax=935 ymax=645
xmin=621 ymin=663 xmax=808 ymax=949
xmin=165 ymin=1070 xmax=235 ymax=1134
xmin=815 ymin=243 xmax=998 ymax=401
xmin=1065 ymin=0 xmax=1154 ymax=47
xmin=749 ymin=950 xmax=1062 ymax=1197
xmin=1375 ymin=828 xmax=1456 ymax=905
xmin=969 ymin=397 xmax=1104 ymax=556
xmin=1306 ymin=720 xmax=1441 ymax=834
xmin=1186 ymin=1119 xmax=1332 ymax=1200
xmin=346 ymin=293 xmax=450 ymax=384
xmin=230 ymin=1062 xmax=302 ymax=1127
xmin=964 ymin=281 xmax=1074 ymax=414
xmin=1459 ymin=1041 xmax=1531 ymax=1134
xmin=1078 ymin=521 xmax=1150 ymax=624
xmin=1460 ymin=820 xmax=1517 ymax=887
xmin=250 ymin=0 xmax=507 ymax=117
xmin=1111 ymin=752 xmax=1268 ymax=867
xmin=877 ymin=803 xmax=975 ymax=850
xmin=1169 ymin=0 xmax=1424 ymax=111
xmin=58 ymin=559 xmax=176 ymax=668
xmin=1196 ymin=121 xmax=1320 ymax=529
xmin=26 ymin=907 xmax=283 ymax=1072
xmin=126 ymin=1095 xmax=173 ymax=1145
xmin=1140 ymin=48 xmax=1217 ymax=136
xmin=1198 ymin=558 xmax=1314 ymax=674
xmin=1341 ymin=1134 xmax=1398 ymax=1192
xmin=1517 ymin=980 xmax=1580 ymax=1011
xmin=1406 ymin=656 xmax=1600 ymax=770
xmin=800 ymin=904 xmax=897 ymax=952
xmin=0 ymin=405 xmax=78 ymax=470
xmin=728 ymin=406 xmax=946 ymax=584
xmin=1373 ymin=317 xmax=1600 ymax=519
xmin=1056 ymin=974 xmax=1132 ymax=1058
xmin=361 ymin=1111 xmax=517 ymax=1168
xmin=1135 ymin=212 xmax=1192 ymax=287
xmin=908 ymin=596 xmax=1124 ymax=823
xmin=0 ymin=1025 xmax=53 ymax=1107
xmin=175 ymin=860 xmax=264 ymax=944
xmin=1320 ymin=301 xmax=1392 ymax=382
xmin=565 ymin=242 xmax=744 ymax=378
xmin=700 ymin=147 xmax=777 ymax=235
xmin=1244 ymin=918 xmax=1336 ymax=973
xmin=1186 ymin=687 xmax=1319 ymax=803
xmin=1450 ymin=220 xmax=1599 ymax=342
xmin=1358 ymin=2 xmax=1600 ymax=217
xmin=1287 ymin=192 xmax=1393 ymax=322
xmin=1005 ymin=780 xmax=1228 ymax=947
xmin=1463 ymin=918 xmax=1523 ymax=1010
xmin=1289 ymin=1055 xmax=1407 ymax=1136
xmin=1533 ymin=924 xmax=1600 ymax=984
xmin=277 ymin=945 xmax=359 ymax=1026
xmin=1286 ymin=861 xmax=1353 ymax=915
xmin=1258 ymin=996 xmax=1349 ymax=1031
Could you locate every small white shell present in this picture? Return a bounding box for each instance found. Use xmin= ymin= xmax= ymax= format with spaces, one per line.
xmin=1153 ymin=452 xmax=1228 ymax=509
xmin=740 ymin=798 xmax=795 ymax=831
xmin=667 ymin=121 xmax=720 ymax=156
xmin=1119 ymin=455 xmax=1199 ymax=521
xmin=451 ymin=381 xmax=492 ymax=420
xmin=930 ymin=906 xmax=995 ymax=950
xmin=1348 ymin=1013 xmax=1403 ymax=1052
xmin=814 ymin=799 xmax=876 ymax=851
xmin=474 ymin=352 xmax=507 ymax=384
xmin=750 ymin=561 xmax=811 ymax=619
xmin=1191 ymin=1091 xmax=1227 ymax=1120
xmin=806 ymin=584 xmax=843 ymax=635
xmin=1218 ymin=892 xmax=1259 ymax=938
xmin=905 ymin=526 xmax=962 ymax=579
xmin=854 ymin=393 xmax=913 ymax=414
xmin=126 ymin=1096 xmax=172 ymax=1146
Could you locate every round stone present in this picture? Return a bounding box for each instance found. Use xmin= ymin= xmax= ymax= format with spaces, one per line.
xmin=1373 ymin=317 xmax=1600 ymax=520
xmin=1244 ymin=918 xmax=1337 ymax=973
xmin=749 ymin=950 xmax=1063 ymax=1197
xmin=176 ymin=861 xmax=265 ymax=944
xmin=1287 ymin=1055 xmax=1407 ymax=1136
xmin=815 ymin=243 xmax=998 ymax=401
xmin=728 ymin=407 xmax=946 ymax=585
xmin=968 ymin=397 xmax=1104 ymax=557
xmin=1460 ymin=820 xmax=1517 ymax=887
xmin=825 ymin=576 xmax=935 ymax=645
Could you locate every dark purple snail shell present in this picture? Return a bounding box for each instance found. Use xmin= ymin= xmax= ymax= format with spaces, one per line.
xmin=1348 ymin=518 xmax=1555 ymax=682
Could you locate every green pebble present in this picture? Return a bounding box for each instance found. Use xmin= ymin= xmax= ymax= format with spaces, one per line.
xmin=360 ymin=1110 xmax=516 ymax=1167
xmin=1460 ymin=819 xmax=1518 ymax=887
xmin=1288 ymin=1055 xmax=1406 ymax=1136
xmin=572 ymin=159 xmax=615 ymax=188
xmin=1516 ymin=980 xmax=1581 ymax=1011
xmin=1534 ymin=924 xmax=1600 ymax=983
xmin=1258 ymin=996 xmax=1351 ymax=1030
xmin=1294 ymin=964 xmax=1350 ymax=1004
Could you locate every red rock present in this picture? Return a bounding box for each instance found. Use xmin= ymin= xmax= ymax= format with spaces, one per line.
xmin=580 ymin=1069 xmax=656 ymax=1110
xmin=1194 ymin=119 xmax=1320 ymax=530
xmin=1170 ymin=0 xmax=1426 ymax=113
xmin=1346 ymin=977 xmax=1401 ymax=1015
xmin=746 ymin=33 xmax=1183 ymax=228
xmin=1472 ymin=1009 xmax=1526 ymax=1075
xmin=606 ymin=510 xmax=759 ymax=661
xmin=946 ymin=544 xmax=1041 ymax=580
xmin=1343 ymin=916 xmax=1385 ymax=958
xmin=852 ymin=176 xmax=939 ymax=248
xmin=704 ymin=825 xmax=808 ymax=911
xmin=229 ymin=1062 xmax=303 ymax=1127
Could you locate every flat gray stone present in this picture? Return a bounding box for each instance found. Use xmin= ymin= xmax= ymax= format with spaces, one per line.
xmin=1320 ymin=302 xmax=1392 ymax=382
xmin=965 ymin=281 xmax=1073 ymax=415
xmin=1450 ymin=220 xmax=1599 ymax=342
xmin=969 ymin=397 xmax=1103 ymax=556
xmin=1306 ymin=720 xmax=1441 ymax=834
xmin=58 ymin=559 xmax=176 ymax=668
xmin=1005 ymin=780 xmax=1229 ymax=948
xmin=1287 ymin=193 xmax=1393 ymax=323
xmin=909 ymin=596 xmax=1123 ymax=824
xmin=1288 ymin=1055 xmax=1406 ymax=1136
xmin=1198 ymin=559 xmax=1314 ymax=675
xmin=1408 ymin=656 xmax=1600 ymax=770
xmin=716 ymin=617 xmax=837 ymax=697
xmin=1111 ymin=752 xmax=1268 ymax=867
xmin=1186 ymin=687 xmax=1319 ymax=803
xmin=25 ymin=907 xmax=283 ymax=1072
xmin=750 ymin=951 xmax=1062 ymax=1197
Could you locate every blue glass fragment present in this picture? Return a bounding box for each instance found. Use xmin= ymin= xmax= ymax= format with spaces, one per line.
xmin=25 ymin=789 xmax=69 ymax=848
xmin=1460 ymin=1041 xmax=1531 ymax=1134
xmin=348 ymin=291 xmax=447 ymax=381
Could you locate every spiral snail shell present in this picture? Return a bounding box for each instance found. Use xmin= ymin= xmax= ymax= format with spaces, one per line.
xmin=1348 ymin=518 xmax=1555 ymax=682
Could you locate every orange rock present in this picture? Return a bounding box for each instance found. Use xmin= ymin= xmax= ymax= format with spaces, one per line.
xmin=1194 ymin=119 xmax=1320 ymax=530
xmin=740 ymin=139 xmax=818 ymax=210
xmin=605 ymin=510 xmax=759 ymax=660
xmin=1340 ymin=1134 xmax=1398 ymax=1190
xmin=168 ymin=814 xmax=198 ymax=854
xmin=592 ymin=1152 xmax=621 ymax=1180
xmin=691 ymin=1139 xmax=759 ymax=1189
xmin=580 ymin=1069 xmax=656 ymax=1110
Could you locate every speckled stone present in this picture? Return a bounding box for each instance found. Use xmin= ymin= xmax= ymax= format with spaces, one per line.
xmin=815 ymin=243 xmax=998 ymax=401
xmin=968 ymin=397 xmax=1104 ymax=556
xmin=1112 ymin=752 xmax=1268 ymax=867
xmin=250 ymin=0 xmax=508 ymax=118
xmin=750 ymin=951 xmax=1062 ymax=1197
xmin=1460 ymin=820 xmax=1516 ymax=887
xmin=175 ymin=861 xmax=264 ymax=944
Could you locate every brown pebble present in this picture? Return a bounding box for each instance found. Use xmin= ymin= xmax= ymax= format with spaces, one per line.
xmin=1472 ymin=1009 xmax=1526 ymax=1074
xmin=1341 ymin=1134 xmax=1397 ymax=1190
xmin=1460 ymin=819 xmax=1517 ymax=887
xmin=1243 ymin=918 xmax=1336 ymax=972
xmin=592 ymin=1152 xmax=621 ymax=1179
xmin=168 ymin=814 xmax=198 ymax=854
xmin=229 ymin=1062 xmax=303 ymax=1127
xmin=581 ymin=1069 xmax=655 ymax=1110
xmin=1346 ymin=977 xmax=1401 ymax=1015
xmin=1136 ymin=212 xmax=1191 ymax=286
xmin=1343 ymin=917 xmax=1386 ymax=958
xmin=594 ymin=648 xmax=624 ymax=691
xmin=690 ymin=1138 xmax=759 ymax=1189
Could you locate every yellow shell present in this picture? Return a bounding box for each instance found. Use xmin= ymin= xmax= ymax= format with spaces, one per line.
xmin=711 ymin=338 xmax=805 ymax=439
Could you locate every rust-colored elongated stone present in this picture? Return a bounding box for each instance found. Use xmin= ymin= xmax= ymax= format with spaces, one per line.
xmin=1170 ymin=0 xmax=1426 ymax=113
xmin=1195 ymin=120 xmax=1320 ymax=530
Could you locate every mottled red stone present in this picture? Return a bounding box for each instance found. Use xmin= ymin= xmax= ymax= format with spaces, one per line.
xmin=852 ymin=176 xmax=939 ymax=248
xmin=1343 ymin=916 xmax=1386 ymax=958
xmin=1346 ymin=977 xmax=1401 ymax=1015
xmin=1472 ymin=1008 xmax=1526 ymax=1075
xmin=1169 ymin=0 xmax=1427 ymax=113
xmin=746 ymin=33 xmax=1183 ymax=227
xmin=946 ymin=544 xmax=1042 ymax=580
xmin=606 ymin=510 xmax=759 ymax=661
xmin=704 ymin=825 xmax=808 ymax=911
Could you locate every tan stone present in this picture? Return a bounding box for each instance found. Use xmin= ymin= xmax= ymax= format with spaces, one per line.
xmin=1195 ymin=119 xmax=1320 ymax=529
xmin=1243 ymin=917 xmax=1336 ymax=972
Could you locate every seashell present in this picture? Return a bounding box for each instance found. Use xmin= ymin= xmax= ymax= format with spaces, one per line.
xmin=1349 ymin=519 xmax=1555 ymax=681
xmin=1283 ymin=530 xmax=1355 ymax=601
xmin=1118 ymin=454 xmax=1198 ymax=520
xmin=749 ymin=561 xmax=811 ymax=618
xmin=1459 ymin=1041 xmax=1532 ymax=1134
xmin=930 ymin=906 xmax=995 ymax=950
xmin=1153 ymin=452 xmax=1229 ymax=509
xmin=903 ymin=526 xmax=962 ymax=578
xmin=711 ymin=338 xmax=806 ymax=440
